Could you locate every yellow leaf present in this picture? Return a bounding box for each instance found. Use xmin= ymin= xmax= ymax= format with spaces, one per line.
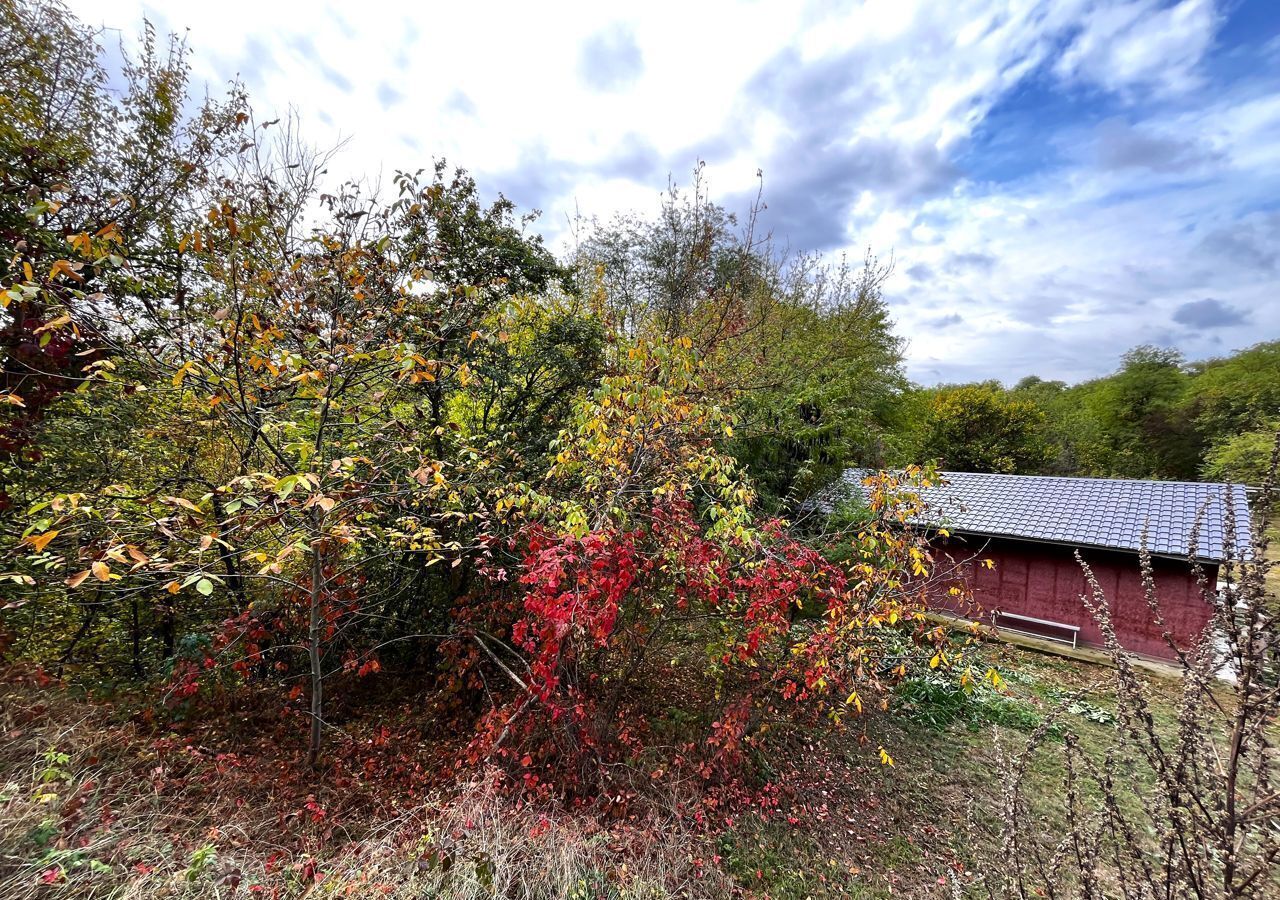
xmin=172 ymin=360 xmax=197 ymax=386
xmin=91 ymin=561 xmax=111 ymax=581
xmin=25 ymin=530 xmax=59 ymax=553
xmin=929 ymin=653 xmax=941 ymax=669
xmin=164 ymin=496 xmax=203 ymax=515
xmin=34 ymin=314 xmax=71 ymax=334
xmin=879 ymin=747 xmax=895 ymax=767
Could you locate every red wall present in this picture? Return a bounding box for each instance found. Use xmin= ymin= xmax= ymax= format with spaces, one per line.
xmin=931 ymin=536 xmax=1216 ymax=661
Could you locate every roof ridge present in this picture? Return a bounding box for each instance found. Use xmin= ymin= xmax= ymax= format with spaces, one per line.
xmin=936 ymin=470 xmax=1243 ymax=490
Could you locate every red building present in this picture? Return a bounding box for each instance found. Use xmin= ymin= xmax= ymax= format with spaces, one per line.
xmin=829 ymin=471 xmax=1253 ymax=662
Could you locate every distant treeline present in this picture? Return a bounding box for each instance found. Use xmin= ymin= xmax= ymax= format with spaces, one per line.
xmin=904 ymin=342 xmax=1280 ymax=485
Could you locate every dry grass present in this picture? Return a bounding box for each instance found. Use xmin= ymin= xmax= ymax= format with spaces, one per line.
xmin=1 ymin=638 xmax=1261 ymax=899
xmin=0 ymin=677 xmax=728 ymax=899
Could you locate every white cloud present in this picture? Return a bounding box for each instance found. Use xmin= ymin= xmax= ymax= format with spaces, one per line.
xmin=1053 ymin=0 xmax=1218 ymax=97
xmin=67 ymin=0 xmax=1275 ymax=384
xmin=886 ymin=81 xmax=1280 ymax=383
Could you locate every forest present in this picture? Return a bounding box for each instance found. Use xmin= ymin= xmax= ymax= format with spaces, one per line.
xmin=915 ymin=342 xmax=1280 ymax=486
xmin=1 ymin=2 xmax=1278 ymax=898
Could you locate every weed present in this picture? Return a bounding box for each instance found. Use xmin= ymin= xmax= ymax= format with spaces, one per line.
xmin=896 ymin=671 xmax=1040 ymax=732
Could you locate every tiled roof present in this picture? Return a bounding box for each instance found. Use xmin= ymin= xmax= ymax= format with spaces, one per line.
xmin=821 ymin=470 xmax=1253 ymax=563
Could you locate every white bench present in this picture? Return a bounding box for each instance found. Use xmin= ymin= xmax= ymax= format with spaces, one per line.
xmin=992 ymin=610 xmax=1080 ymax=650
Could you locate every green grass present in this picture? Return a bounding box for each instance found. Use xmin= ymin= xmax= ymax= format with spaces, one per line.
xmin=724 ymin=641 xmax=1196 ymax=898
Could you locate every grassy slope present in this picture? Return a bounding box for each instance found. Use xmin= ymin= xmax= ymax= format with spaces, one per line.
xmin=0 ymin=645 xmax=1206 ymax=899
xmin=723 ymin=643 xmax=1192 ymax=899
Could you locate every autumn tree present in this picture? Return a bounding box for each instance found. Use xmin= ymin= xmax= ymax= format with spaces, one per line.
xmin=0 ymin=1 xmax=602 ymax=764
xmin=0 ymin=1 xmax=244 ymax=474
xmin=920 ymin=383 xmax=1052 ymax=474
xmin=2 ymin=1 xmax=971 ymax=795
xmin=575 ymin=170 xmax=910 ymax=510
xmin=447 ymin=329 xmax=963 ymax=794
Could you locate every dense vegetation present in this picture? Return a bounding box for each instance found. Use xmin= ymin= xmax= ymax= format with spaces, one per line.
xmin=1 ymin=2 xmax=1276 ymax=897
xmin=0 ymin=0 xmax=963 ymax=783
xmin=918 ymin=342 xmax=1280 ymax=483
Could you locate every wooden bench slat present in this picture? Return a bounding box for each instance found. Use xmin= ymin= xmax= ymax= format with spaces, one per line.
xmin=991 ymin=610 xmax=1080 ymax=649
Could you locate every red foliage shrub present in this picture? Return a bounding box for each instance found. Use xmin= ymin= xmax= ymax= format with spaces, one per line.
xmin=457 ymin=488 xmax=952 ymax=800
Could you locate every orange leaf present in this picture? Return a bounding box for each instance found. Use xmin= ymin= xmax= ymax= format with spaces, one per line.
xmin=91 ymin=561 xmax=111 ymax=581
xmin=66 ymin=569 xmax=91 ymax=588
xmin=25 ymin=530 xmax=58 ymax=553
xmin=48 ymin=259 xmax=84 ymax=283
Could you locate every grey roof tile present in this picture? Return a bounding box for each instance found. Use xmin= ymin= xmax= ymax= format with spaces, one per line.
xmin=821 ymin=470 xmax=1253 ymax=563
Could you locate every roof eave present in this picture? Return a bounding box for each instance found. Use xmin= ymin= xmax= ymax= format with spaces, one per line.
xmin=927 ymin=525 xmax=1232 ymax=566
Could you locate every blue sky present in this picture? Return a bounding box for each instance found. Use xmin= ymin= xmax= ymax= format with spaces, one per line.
xmin=73 ymin=0 xmax=1280 ymax=385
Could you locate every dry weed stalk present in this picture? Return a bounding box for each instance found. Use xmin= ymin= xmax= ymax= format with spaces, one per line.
xmin=975 ymin=436 xmax=1280 ymax=899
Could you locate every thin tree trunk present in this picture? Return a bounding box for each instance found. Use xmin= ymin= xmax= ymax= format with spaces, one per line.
xmin=131 ymin=596 xmax=142 ymax=678
xmin=58 ymin=602 xmax=99 ymax=671
xmin=307 ymin=542 xmax=324 ymax=768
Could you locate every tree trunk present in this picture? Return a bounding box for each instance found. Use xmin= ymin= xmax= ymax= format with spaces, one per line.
xmin=131 ymin=596 xmax=142 ymax=678
xmin=307 ymin=544 xmax=324 ymax=768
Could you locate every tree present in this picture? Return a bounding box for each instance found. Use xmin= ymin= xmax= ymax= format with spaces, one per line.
xmin=0 ymin=1 xmax=244 ymax=503
xmin=726 ymin=250 xmax=909 ymax=507
xmin=1203 ymin=425 xmax=1279 ymax=486
xmin=0 ymin=0 xmax=975 ymax=798
xmin=1084 ymin=345 xmax=1200 ymax=480
xmin=575 ymin=170 xmax=909 ymax=510
xmin=0 ymin=9 xmax=598 ymax=761
xmin=1185 ymin=341 xmax=1280 ymax=447
xmin=453 ymin=337 xmax=959 ymax=793
xmin=920 ymin=383 xmax=1052 ymax=474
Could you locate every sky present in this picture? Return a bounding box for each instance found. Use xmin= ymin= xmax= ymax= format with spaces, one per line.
xmin=69 ymin=0 xmax=1280 ymax=386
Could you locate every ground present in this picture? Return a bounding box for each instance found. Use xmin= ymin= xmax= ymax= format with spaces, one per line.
xmin=716 ymin=641 xmax=1157 ymax=898
xmin=0 ymin=642 xmax=1191 ymax=899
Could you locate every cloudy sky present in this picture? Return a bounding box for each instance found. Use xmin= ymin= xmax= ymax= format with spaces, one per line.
xmin=71 ymin=0 xmax=1280 ymax=385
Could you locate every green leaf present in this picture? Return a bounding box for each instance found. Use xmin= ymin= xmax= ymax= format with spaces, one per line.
xmin=195 ymin=578 xmax=214 ymax=596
